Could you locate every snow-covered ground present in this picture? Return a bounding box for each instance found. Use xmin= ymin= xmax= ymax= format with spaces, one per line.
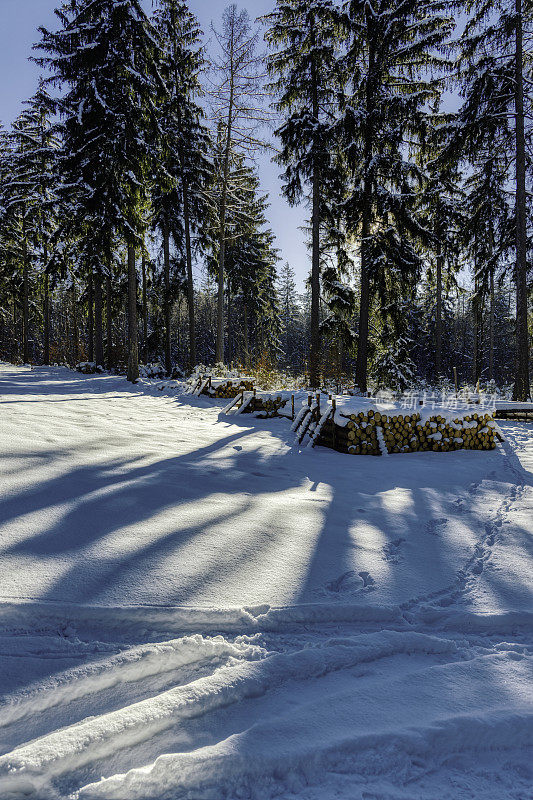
xmin=0 ymin=364 xmax=531 ymax=800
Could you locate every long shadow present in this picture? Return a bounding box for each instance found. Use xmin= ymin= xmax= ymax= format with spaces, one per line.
xmin=3 ymin=435 xmax=316 ymax=607
xmin=290 ymin=438 xmax=533 ymax=611
xmin=0 ymin=428 xmax=254 ymax=533
xmin=2 ymin=364 xmax=531 ymax=616
xmin=3 ymin=365 xmax=532 ymax=791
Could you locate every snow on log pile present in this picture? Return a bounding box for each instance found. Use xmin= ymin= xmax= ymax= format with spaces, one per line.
xmin=76 ymin=362 xmax=104 ymax=374
xmin=193 ymin=375 xmax=294 ymax=417
xmin=194 ymin=375 xmax=255 ymax=399
xmin=188 ymin=376 xmax=507 ymax=455
xmin=232 ymin=390 xmax=290 ymax=417
xmin=317 ymin=398 xmax=503 ymax=455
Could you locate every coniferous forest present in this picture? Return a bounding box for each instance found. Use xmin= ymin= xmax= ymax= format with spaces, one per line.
xmin=0 ymin=0 xmax=532 ymax=399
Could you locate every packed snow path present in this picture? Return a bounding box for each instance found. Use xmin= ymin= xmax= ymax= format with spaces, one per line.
xmin=0 ymin=365 xmax=531 ymax=799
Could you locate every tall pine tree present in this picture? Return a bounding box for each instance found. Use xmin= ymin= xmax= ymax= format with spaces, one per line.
xmin=336 ymin=0 xmax=453 ymax=391
xmin=265 ymin=0 xmax=341 ymax=388
xmin=450 ymin=0 xmax=532 ymax=399
xmin=152 ymin=0 xmax=210 ymax=373
xmin=36 ymin=0 xmax=163 ymax=381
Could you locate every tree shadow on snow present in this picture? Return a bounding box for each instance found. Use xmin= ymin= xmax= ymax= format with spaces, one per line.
xmin=0 ymin=366 xmax=531 ymax=619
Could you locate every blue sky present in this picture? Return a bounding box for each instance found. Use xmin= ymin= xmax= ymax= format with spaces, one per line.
xmin=0 ymin=0 xmax=309 ymax=288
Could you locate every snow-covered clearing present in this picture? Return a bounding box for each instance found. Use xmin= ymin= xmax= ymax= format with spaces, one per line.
xmin=0 ymin=364 xmax=532 ymax=799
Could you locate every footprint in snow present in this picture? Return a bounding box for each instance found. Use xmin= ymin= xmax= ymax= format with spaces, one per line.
xmin=425 ymin=517 xmax=448 ymax=535
xmin=326 ymin=570 xmax=375 ymax=593
xmin=471 ymin=559 xmax=484 ymax=575
xmin=382 ymin=537 xmax=405 ymax=563
xmin=359 ymin=570 xmax=375 ymax=588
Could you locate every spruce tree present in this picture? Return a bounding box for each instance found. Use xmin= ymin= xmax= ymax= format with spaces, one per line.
xmin=152 ymin=0 xmax=210 ymax=374
xmin=3 ymin=88 xmax=59 ymax=364
xmin=450 ymin=0 xmax=532 ymax=399
xmin=462 ymin=156 xmax=511 ymax=383
xmin=206 ymin=153 xmax=280 ymax=367
xmin=336 ymin=0 xmax=453 ymax=391
xmin=278 ymin=262 xmax=300 ymax=368
xmin=0 ymin=125 xmax=24 ymax=361
xmin=420 ymin=129 xmax=465 ymax=381
xmin=265 ymin=0 xmax=341 ymax=388
xmin=36 ymin=0 xmax=163 ymax=381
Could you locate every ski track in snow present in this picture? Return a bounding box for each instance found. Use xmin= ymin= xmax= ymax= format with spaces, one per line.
xmin=0 ymin=364 xmax=532 ymax=800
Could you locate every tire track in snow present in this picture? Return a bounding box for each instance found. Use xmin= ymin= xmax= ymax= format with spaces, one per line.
xmin=79 ymin=712 xmax=533 ymax=800
xmin=0 ymin=631 xmax=457 ymax=798
xmin=77 ymin=655 xmax=533 ymax=800
xmin=0 ymin=635 xmax=263 ymax=753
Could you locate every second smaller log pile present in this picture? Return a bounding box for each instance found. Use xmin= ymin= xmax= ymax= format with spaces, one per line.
xmin=237 ymin=391 xmax=288 ymax=416
xmin=201 ymin=378 xmax=254 ymax=399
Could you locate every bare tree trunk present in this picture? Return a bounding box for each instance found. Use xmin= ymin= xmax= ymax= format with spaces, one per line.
xmin=94 ymin=272 xmax=104 ymax=366
xmin=355 ymin=236 xmax=371 ymax=393
xmin=355 ymin=10 xmax=375 ymax=394
xmin=513 ymin=0 xmax=531 ymax=400
xmin=43 ymin=267 xmax=50 ymax=365
xmin=22 ymin=232 xmax=30 ymax=363
xmin=227 ymin=286 xmax=233 ymax=363
xmin=488 ymin=267 xmax=494 ymax=381
xmin=71 ymin=282 xmax=79 ymax=365
xmin=126 ymin=242 xmax=139 ymax=383
xmin=309 ymin=17 xmax=321 ymax=389
xmin=310 ymin=158 xmax=321 ymax=388
xmin=435 ymin=222 xmax=443 ymax=379
xmin=87 ymin=270 xmax=94 ymax=363
xmin=169 ymin=3 xmax=196 ymax=370
xmin=176 ymin=297 xmax=181 ymax=355
xmin=216 ymin=218 xmax=226 ymax=363
xmin=215 ymin=73 xmax=235 ymax=365
xmin=461 ymin=293 xmax=467 ymax=362
xmin=106 ymin=272 xmax=113 ymax=370
xmin=243 ymin=300 xmax=250 ymax=368
xmin=142 ymin=254 xmax=148 ymax=364
xmin=12 ymin=292 xmax=18 ymax=361
xmin=472 ymin=292 xmax=482 ymax=385
xmin=183 ymin=181 xmax=196 ymax=371
xmin=163 ymin=225 xmax=172 ymax=375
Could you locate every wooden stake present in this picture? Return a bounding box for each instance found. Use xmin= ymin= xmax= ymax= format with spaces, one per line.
xmin=291 ymin=394 xmax=295 ymax=420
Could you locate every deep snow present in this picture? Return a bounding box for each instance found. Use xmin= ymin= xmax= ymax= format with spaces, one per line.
xmin=0 ymin=364 xmax=531 ymax=800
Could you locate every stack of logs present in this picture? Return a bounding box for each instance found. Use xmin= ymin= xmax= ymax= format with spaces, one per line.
xmin=203 ymin=378 xmax=254 ymax=399
xmin=241 ymin=393 xmax=286 ymax=416
xmin=317 ymin=409 xmax=499 ymax=455
xmin=318 ymin=410 xmax=381 ymax=455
